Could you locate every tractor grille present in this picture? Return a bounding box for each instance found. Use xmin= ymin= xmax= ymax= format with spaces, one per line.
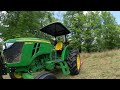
xmin=3 ymin=42 xmax=24 ymax=63
xmin=32 ymin=43 xmax=40 ymax=56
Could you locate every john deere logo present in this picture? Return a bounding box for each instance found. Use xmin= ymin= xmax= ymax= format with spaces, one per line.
xmin=25 ymin=42 xmax=33 ymax=44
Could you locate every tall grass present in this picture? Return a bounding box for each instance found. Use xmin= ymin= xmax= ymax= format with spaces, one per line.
xmin=56 ymin=49 xmax=120 ymax=79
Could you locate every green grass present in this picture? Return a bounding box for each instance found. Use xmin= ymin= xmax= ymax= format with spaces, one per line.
xmin=55 ymin=49 xmax=120 ymax=79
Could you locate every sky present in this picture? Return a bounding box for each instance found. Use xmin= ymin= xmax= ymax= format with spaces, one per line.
xmin=110 ymin=11 xmax=120 ymax=24
xmin=54 ymin=11 xmax=120 ymax=24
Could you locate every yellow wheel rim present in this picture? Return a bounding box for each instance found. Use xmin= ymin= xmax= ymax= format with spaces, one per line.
xmin=14 ymin=73 xmax=22 ymax=79
xmin=77 ymin=54 xmax=81 ymax=70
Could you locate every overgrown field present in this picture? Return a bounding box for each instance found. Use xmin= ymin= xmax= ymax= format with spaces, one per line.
xmin=55 ymin=49 xmax=120 ymax=79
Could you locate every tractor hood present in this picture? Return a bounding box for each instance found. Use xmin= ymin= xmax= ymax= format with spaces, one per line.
xmin=5 ymin=38 xmax=51 ymax=44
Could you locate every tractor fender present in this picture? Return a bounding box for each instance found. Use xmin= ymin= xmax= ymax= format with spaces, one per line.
xmin=61 ymin=45 xmax=71 ymax=61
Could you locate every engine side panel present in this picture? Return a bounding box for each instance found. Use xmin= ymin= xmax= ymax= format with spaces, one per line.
xmin=6 ymin=42 xmax=53 ymax=67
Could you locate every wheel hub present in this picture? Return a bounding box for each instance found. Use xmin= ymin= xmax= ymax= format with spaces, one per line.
xmin=77 ymin=54 xmax=81 ymax=70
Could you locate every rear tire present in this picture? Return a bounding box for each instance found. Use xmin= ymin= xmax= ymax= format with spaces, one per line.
xmin=35 ymin=72 xmax=57 ymax=79
xmin=67 ymin=49 xmax=81 ymax=75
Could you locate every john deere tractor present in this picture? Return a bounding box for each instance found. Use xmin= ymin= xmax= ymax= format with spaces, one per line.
xmin=0 ymin=22 xmax=82 ymax=79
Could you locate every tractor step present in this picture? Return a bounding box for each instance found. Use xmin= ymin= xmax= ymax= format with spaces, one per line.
xmin=54 ymin=59 xmax=63 ymax=63
xmin=45 ymin=60 xmax=63 ymax=64
xmin=59 ymin=61 xmax=70 ymax=75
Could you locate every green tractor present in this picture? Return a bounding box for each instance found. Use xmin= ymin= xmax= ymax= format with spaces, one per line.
xmin=0 ymin=22 xmax=82 ymax=79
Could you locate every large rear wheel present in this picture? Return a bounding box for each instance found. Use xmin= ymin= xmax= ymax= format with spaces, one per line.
xmin=67 ymin=49 xmax=81 ymax=75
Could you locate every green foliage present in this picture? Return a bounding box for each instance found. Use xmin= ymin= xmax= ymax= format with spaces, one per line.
xmin=63 ymin=11 xmax=120 ymax=52
xmin=0 ymin=11 xmax=57 ymax=40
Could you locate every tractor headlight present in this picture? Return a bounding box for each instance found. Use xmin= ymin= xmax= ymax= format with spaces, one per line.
xmin=4 ymin=43 xmax=14 ymax=50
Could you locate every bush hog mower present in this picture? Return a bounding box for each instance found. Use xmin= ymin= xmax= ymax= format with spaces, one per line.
xmin=0 ymin=22 xmax=82 ymax=79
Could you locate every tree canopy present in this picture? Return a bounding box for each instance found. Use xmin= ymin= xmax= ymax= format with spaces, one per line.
xmin=63 ymin=11 xmax=120 ymax=52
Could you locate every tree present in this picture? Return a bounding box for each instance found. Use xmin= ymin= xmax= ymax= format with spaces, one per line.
xmin=0 ymin=11 xmax=56 ymax=40
xmin=100 ymin=11 xmax=118 ymax=50
xmin=63 ymin=11 xmax=102 ymax=52
xmin=82 ymin=11 xmax=102 ymax=52
xmin=63 ymin=11 xmax=119 ymax=52
xmin=63 ymin=11 xmax=85 ymax=52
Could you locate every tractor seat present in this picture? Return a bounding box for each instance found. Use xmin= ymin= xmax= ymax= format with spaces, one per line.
xmin=55 ymin=42 xmax=63 ymax=51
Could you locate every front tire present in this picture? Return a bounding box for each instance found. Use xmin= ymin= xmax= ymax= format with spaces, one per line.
xmin=67 ymin=49 xmax=81 ymax=75
xmin=9 ymin=72 xmax=23 ymax=79
xmin=0 ymin=75 xmax=3 ymax=79
xmin=35 ymin=72 xmax=57 ymax=79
